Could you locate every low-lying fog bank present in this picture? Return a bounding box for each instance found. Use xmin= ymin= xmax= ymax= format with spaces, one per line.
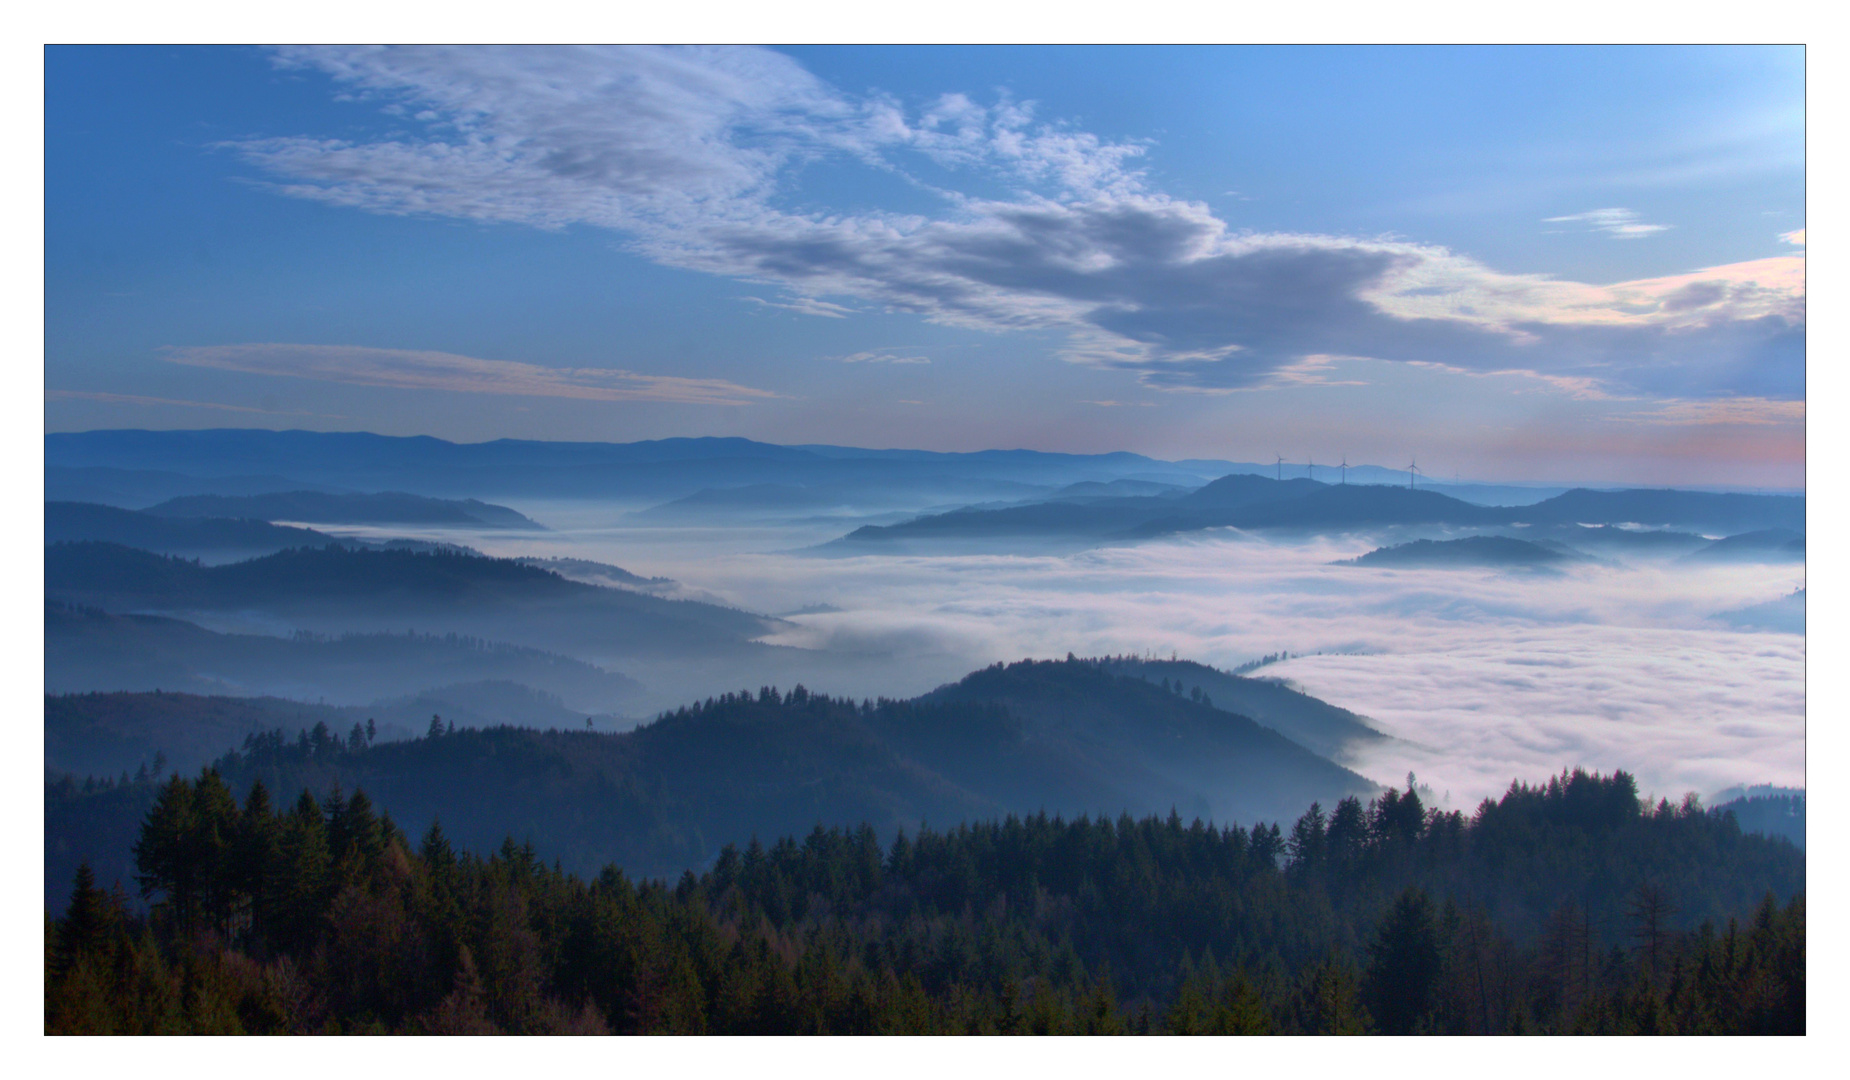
xmin=347 ymin=504 xmax=1804 ymax=813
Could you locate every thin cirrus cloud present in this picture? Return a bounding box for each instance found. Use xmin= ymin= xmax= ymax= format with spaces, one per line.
xmin=1542 ymin=207 xmax=1672 ymax=239
xmin=162 ymin=343 xmax=781 ymax=406
xmin=839 ymin=350 xmax=930 ymax=364
xmin=229 ymin=46 xmax=1802 ymax=401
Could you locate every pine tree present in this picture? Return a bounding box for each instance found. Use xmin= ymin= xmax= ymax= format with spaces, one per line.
xmin=54 ymin=864 xmax=118 ymax=977
xmin=1363 ymin=888 xmax=1443 ymax=1034
xmin=134 ymin=774 xmax=198 ymax=931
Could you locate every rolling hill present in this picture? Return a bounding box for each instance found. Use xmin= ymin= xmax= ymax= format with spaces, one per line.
xmin=1340 ymin=535 xmax=1586 ymax=569
xmin=45 ymin=681 xmax=623 ymax=781
xmin=44 ymin=542 xmax=780 ymax=658
xmin=46 ymin=657 xmax=1380 ymax=900
xmin=1682 ymin=529 xmax=1805 ymax=563
xmin=145 ymin=490 xmax=542 ymax=529
xmin=45 ymin=601 xmax=646 ymax=714
xmin=827 ymin=475 xmax=1804 ymax=553
xmin=46 ymin=501 xmax=339 ymax=560
xmin=1098 ymin=657 xmax=1389 ymax=760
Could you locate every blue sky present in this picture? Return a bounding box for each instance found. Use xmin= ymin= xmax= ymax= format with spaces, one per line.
xmin=44 ymin=45 xmax=1804 ymax=484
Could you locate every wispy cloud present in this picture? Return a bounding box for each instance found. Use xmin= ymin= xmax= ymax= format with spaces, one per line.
xmin=1779 ymin=228 xmax=1805 ymax=246
xmin=229 ymin=47 xmax=1801 ymax=403
xmin=839 ymin=350 xmax=930 ymax=364
xmin=161 ymin=343 xmax=780 ymax=405
xmin=1543 ymin=207 xmax=1671 ymax=239
xmin=1607 ymin=397 xmax=1805 ymax=427
xmin=46 ymin=388 xmax=337 ymax=417
xmin=740 ymin=295 xmax=853 ymax=318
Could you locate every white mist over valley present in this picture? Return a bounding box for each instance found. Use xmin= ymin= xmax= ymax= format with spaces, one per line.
xmin=361 ymin=502 xmax=1805 ymax=811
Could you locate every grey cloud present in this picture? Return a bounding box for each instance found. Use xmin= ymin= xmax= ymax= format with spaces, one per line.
xmin=1660 ymin=280 xmax=1730 ymax=313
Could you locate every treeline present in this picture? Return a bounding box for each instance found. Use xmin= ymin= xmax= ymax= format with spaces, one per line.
xmin=47 ymin=768 xmax=1801 ymax=1034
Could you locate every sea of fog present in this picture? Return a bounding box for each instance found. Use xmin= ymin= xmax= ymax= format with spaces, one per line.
xmin=332 ymin=500 xmax=1805 ymax=813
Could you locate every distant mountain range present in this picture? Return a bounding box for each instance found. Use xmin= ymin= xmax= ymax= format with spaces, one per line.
xmin=827 ymin=473 xmax=1804 ymax=553
xmin=45 ymin=464 xmax=350 ymax=507
xmin=53 ymin=428 xmax=1756 ymax=515
xmin=45 ymin=429 xmax=1231 ymax=507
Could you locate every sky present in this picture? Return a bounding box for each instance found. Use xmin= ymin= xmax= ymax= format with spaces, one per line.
xmin=44 ymin=45 xmax=1806 ymax=486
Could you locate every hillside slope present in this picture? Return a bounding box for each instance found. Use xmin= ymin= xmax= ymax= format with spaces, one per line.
xmin=1099 ymin=657 xmax=1388 ymax=760
xmin=47 ymin=659 xmax=1378 ymax=892
xmin=45 ymin=542 xmax=779 ymax=658
xmin=146 ymin=489 xmax=541 ymax=528
xmin=45 ymin=602 xmax=644 ymax=714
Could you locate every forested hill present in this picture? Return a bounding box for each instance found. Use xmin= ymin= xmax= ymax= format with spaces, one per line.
xmin=45 ymin=542 xmax=779 ymax=656
xmin=1341 ymin=536 xmax=1585 ymax=569
xmin=1098 ymin=657 xmax=1387 ymax=760
xmin=918 ymin=659 xmax=1373 ymax=819
xmin=43 ymin=665 xmax=1376 ymax=902
xmin=145 ymin=490 xmax=542 ymax=529
xmin=827 ymin=475 xmax=1805 ymax=551
xmin=46 ymin=501 xmax=339 ymax=559
xmin=46 ymin=767 xmax=1802 ymax=1034
xmin=47 ymin=660 xmax=1375 ymax=903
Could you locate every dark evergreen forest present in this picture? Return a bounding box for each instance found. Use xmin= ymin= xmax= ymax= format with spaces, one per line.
xmin=47 ymin=662 xmax=1379 ymax=907
xmin=47 ymin=763 xmax=1802 ymax=1034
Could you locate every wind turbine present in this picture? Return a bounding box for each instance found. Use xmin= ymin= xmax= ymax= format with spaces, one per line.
xmin=1339 ymin=455 xmax=1349 ymax=485
xmin=1307 ymin=456 xmax=1316 ymax=482
xmin=1408 ymin=458 xmax=1422 ymax=489
xmin=1274 ymin=452 xmax=1285 ymax=481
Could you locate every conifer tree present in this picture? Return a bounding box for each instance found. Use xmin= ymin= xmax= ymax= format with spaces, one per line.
xmin=1363 ymin=888 xmax=1443 ymax=1034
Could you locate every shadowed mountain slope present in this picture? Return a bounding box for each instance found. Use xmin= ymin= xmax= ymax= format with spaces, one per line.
xmin=45 ymin=681 xmax=626 ymax=781
xmin=45 ymin=602 xmax=645 ymax=714
xmin=1714 ymin=589 xmax=1804 ymax=635
xmin=828 ymin=474 xmax=1803 ymax=552
xmin=1098 ymin=658 xmax=1388 ymax=761
xmin=832 ymin=478 xmax=1506 ymax=550
xmin=45 ymin=542 xmax=779 ymax=657
xmin=1340 ymin=535 xmax=1585 ymax=569
xmin=47 ymin=658 xmax=1378 ymax=892
xmin=917 ymin=659 xmax=1377 ymax=824
xmin=1682 ymin=529 xmax=1805 ymax=563
xmin=146 ymin=490 xmax=541 ymax=529
xmin=46 ymin=501 xmax=339 ymax=559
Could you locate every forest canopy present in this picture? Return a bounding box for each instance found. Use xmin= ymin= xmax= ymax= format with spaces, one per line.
xmin=47 ymin=765 xmax=1802 ymax=1035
